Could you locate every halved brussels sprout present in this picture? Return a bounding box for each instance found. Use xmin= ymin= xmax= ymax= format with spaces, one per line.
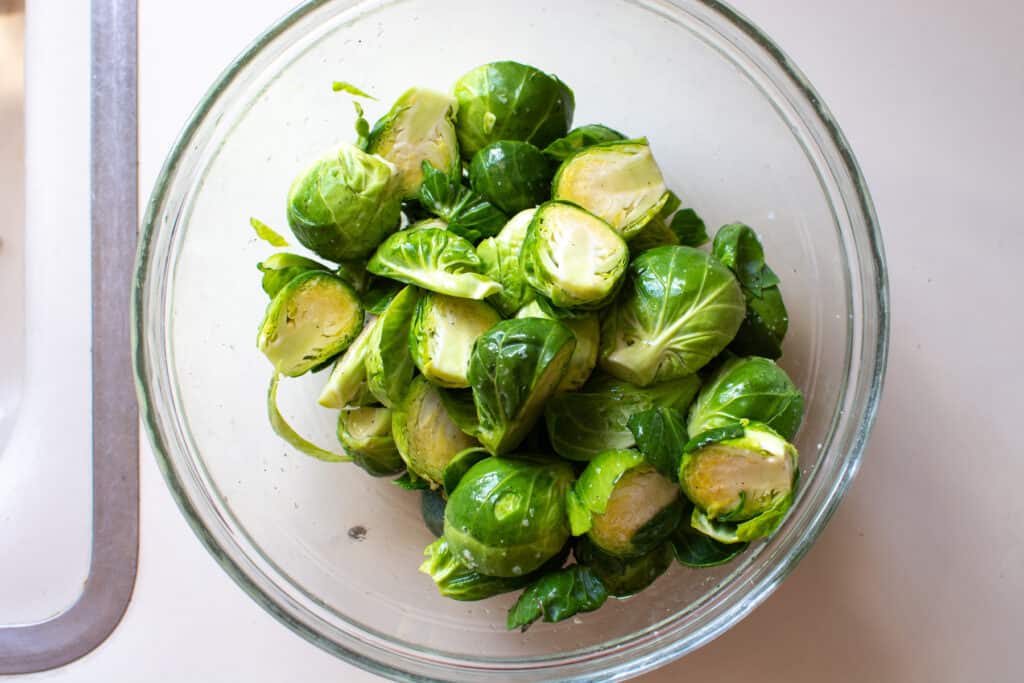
xmin=567 ymin=450 xmax=683 ymax=558
xmin=688 ymin=355 xmax=804 ymax=441
xmin=410 ymin=292 xmax=501 ymax=388
xmin=366 ymin=87 xmax=460 ymax=199
xmin=521 ymin=201 xmax=629 ymax=310
xmin=365 ymin=286 xmax=420 ymax=407
xmin=257 ymin=271 xmax=364 ymax=377
xmin=366 ymin=228 xmax=502 ymax=299
xmin=599 ymin=246 xmax=745 ymax=386
xmin=552 ymin=139 xmax=669 ymax=238
xmin=336 ymin=406 xmax=404 ymax=476
xmin=453 ymin=61 xmax=575 ymax=159
xmin=444 ymin=455 xmax=574 ymax=577
xmin=544 ymin=373 xmax=701 ymax=461
xmin=468 ymin=141 xmax=553 ymax=214
xmin=680 ymin=422 xmax=798 ymax=543
xmin=468 ymin=318 xmax=576 ymax=455
xmin=392 ymin=375 xmax=479 ymax=487
xmin=317 ymin=315 xmax=378 ymax=409
xmin=476 ymin=208 xmax=536 ymax=317
xmin=542 ymin=124 xmax=625 ymax=161
xmin=574 ymin=537 xmax=673 ymax=597
xmin=516 ymin=301 xmax=599 ymax=392
xmin=286 ymin=143 xmax=403 ymax=261
xmin=256 ymin=252 xmax=329 ymax=299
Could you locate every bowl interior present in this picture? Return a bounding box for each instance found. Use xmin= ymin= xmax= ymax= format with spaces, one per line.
xmin=137 ymin=0 xmax=884 ymax=679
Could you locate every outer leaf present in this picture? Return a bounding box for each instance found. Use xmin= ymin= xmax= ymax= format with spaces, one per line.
xmin=469 ymin=141 xmax=554 ymax=214
xmin=682 ymin=422 xmax=747 ymax=453
xmin=627 ymin=407 xmax=689 ymax=481
xmin=575 ymin=537 xmax=673 ymax=597
xmin=669 ymin=208 xmax=709 ymax=247
xmin=671 ymin=512 xmax=748 ymax=567
xmin=250 ymin=216 xmax=289 ymax=246
xmin=317 ymin=317 xmax=378 ymax=409
xmin=420 ymin=489 xmax=447 ymax=537
xmin=362 ymin=277 xmax=404 ymax=314
xmin=393 ymin=471 xmax=430 ymax=490
xmin=712 ymin=223 xmax=768 ymax=295
xmin=573 ymin=450 xmax=645 ymax=518
xmin=542 ymin=124 xmax=625 ymax=161
xmin=506 ymin=566 xmax=608 ymax=631
xmin=441 ymin=446 xmax=490 ymax=493
xmin=366 ymin=228 xmax=502 ymax=299
xmin=267 ymin=373 xmax=351 ymax=463
xmin=365 ymin=286 xmax=420 ymax=407
xmin=331 ymin=81 xmax=376 ymax=99
xmin=417 ymin=161 xmax=507 ymax=243
xmin=256 ymin=252 xmax=330 ymax=299
xmin=476 ymin=209 xmax=537 ymax=316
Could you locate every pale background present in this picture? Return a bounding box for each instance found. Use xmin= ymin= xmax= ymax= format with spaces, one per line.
xmin=11 ymin=0 xmax=1024 ymax=681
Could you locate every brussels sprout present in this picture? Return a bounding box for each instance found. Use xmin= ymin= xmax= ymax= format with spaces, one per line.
xmin=365 ymin=286 xmax=420 ymax=407
xmin=688 ymin=355 xmax=804 ymax=441
xmin=334 ymin=259 xmax=371 ymax=293
xmin=476 ymin=208 xmax=536 ymax=317
xmin=468 ymin=141 xmax=554 ymax=214
xmin=542 ymin=124 xmax=625 ymax=161
xmin=417 ymin=161 xmax=507 ymax=244
xmin=441 ymin=446 xmax=490 ymax=493
xmin=599 ymin=246 xmax=745 ymax=386
xmin=575 ymin=537 xmax=673 ymax=597
xmin=366 ymin=87 xmax=460 ymax=199
xmin=507 ymin=565 xmax=608 ymax=631
xmin=680 ymin=422 xmax=798 ymax=543
xmin=444 ymin=455 xmax=574 ymax=577
xmin=544 ymin=373 xmax=701 ymax=461
xmin=712 ymin=222 xmax=789 ymax=358
xmin=566 ymin=450 xmax=683 ymax=558
xmin=366 ymin=228 xmax=502 ymax=299
xmin=627 ymin=217 xmax=679 ymax=252
xmin=256 ymin=252 xmax=330 ymax=298
xmin=420 ymin=489 xmax=447 ymax=537
xmin=317 ymin=316 xmax=378 ymax=409
xmin=410 ymin=292 xmax=501 ymax=388
xmin=468 ymin=318 xmax=576 ymax=455
xmin=521 ymin=201 xmax=629 ymax=310
xmin=336 ymin=406 xmax=404 ymax=476
xmin=257 ymin=271 xmax=364 ymax=377
xmin=393 ymin=375 xmax=479 ymax=487
xmin=362 ymin=277 xmax=404 ymax=314
xmin=453 ymin=61 xmax=575 ymax=159
xmin=516 ymin=301 xmax=599 ymax=392
xmin=552 ymin=139 xmax=670 ymax=238
xmin=286 ymin=143 xmax=403 ymax=261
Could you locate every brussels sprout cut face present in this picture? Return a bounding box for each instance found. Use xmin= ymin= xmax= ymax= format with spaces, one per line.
xmin=393 ymin=376 xmax=479 ymax=486
xmin=522 ymin=202 xmax=629 ymax=310
xmin=410 ymin=293 xmax=501 ymax=388
xmin=257 ymin=271 xmax=364 ymax=377
xmin=553 ymin=140 xmax=669 ymax=238
xmin=444 ymin=456 xmax=574 ymax=577
xmin=336 ymin=406 xmax=403 ymax=476
xmin=516 ymin=301 xmax=599 ymax=392
xmin=367 ymin=87 xmax=460 ymax=199
xmin=588 ymin=465 xmax=682 ymax=557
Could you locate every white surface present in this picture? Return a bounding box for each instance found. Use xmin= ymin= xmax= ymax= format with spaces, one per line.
xmin=13 ymin=0 xmax=1024 ymax=680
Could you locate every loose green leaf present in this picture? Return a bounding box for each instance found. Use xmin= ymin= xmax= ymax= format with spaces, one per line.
xmin=332 ymin=80 xmax=376 ymax=99
xmin=256 ymin=252 xmax=330 ymax=299
xmin=393 ymin=470 xmax=430 ymax=490
xmin=250 ymin=216 xmax=290 ymax=247
xmin=366 ymin=228 xmax=502 ymax=299
xmin=712 ymin=223 xmax=768 ymax=295
xmin=669 ymin=208 xmax=709 ymax=247
xmin=671 ymin=514 xmax=748 ymax=567
xmin=627 ymin=407 xmax=689 ymax=481
xmin=352 ymin=101 xmax=371 ymax=150
xmin=542 ymin=124 xmax=625 ymax=161
xmin=363 ymin=277 xmax=404 ymax=314
xmin=682 ymin=422 xmax=747 ymax=453
xmin=417 ymin=161 xmax=507 ymax=243
xmin=507 ymin=566 xmax=608 ymax=631
xmin=267 ymin=373 xmax=351 ymax=463
xmin=575 ymin=537 xmax=673 ymax=597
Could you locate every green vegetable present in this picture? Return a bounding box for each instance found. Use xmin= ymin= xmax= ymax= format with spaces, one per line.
xmin=552 ymin=139 xmax=670 ymax=238
xmin=362 ymin=277 xmax=404 ymax=314
xmin=467 ymin=318 xmax=576 ymax=455
xmin=392 ymin=376 xmax=479 ymax=487
xmin=627 ymin=216 xmax=680 ymax=252
xmin=351 ymin=101 xmax=371 ymax=150
xmin=331 ymin=81 xmax=376 ymax=99
xmin=444 ymin=456 xmax=574 ymax=577
xmin=334 ymin=260 xmax=370 ymax=293
xmin=420 ymin=489 xmax=447 ymax=537
xmin=317 ymin=317 xmax=378 ymax=409
xmin=367 ymin=228 xmax=502 ymax=299
xmin=410 ymin=292 xmax=501 ymax=388
xmin=365 ymin=286 xmax=420 ymax=407
xmin=453 ymin=61 xmax=575 ymax=159
xmin=669 ymin=208 xmax=709 ymax=247
xmin=516 ymin=301 xmax=599 ymax=392
xmin=670 ymin=513 xmax=748 ymax=567
xmin=626 ymin=407 xmax=689 ymax=481
xmin=688 ymin=355 xmax=804 ymax=441
xmin=286 ymin=143 xmax=403 ymax=261
xmin=542 ymin=124 xmax=625 ymax=161
xmin=599 ymin=246 xmax=746 ymax=386
xmin=336 ymin=406 xmax=404 ymax=476
xmin=440 ymin=446 xmax=490 ymax=493
xmin=416 ymin=161 xmax=507 ymax=243
xmin=507 ymin=566 xmax=607 ymax=631
xmin=267 ymin=373 xmax=350 ymax=463
xmin=476 ymin=208 xmax=537 ymax=316
xmin=419 ymin=537 xmax=569 ymax=601
xmin=575 ymin=537 xmax=673 ymax=597
xmin=468 ymin=141 xmax=553 ymax=214
xmin=257 ymin=271 xmax=364 ymax=377
xmin=250 ymin=216 xmax=289 ymax=247
xmin=521 ymin=201 xmax=629 ymax=310
xmin=256 ymin=252 xmax=329 ymax=299
xmin=394 ymin=471 xmax=430 ymax=491
xmin=544 ymin=373 xmax=701 ymax=461
xmin=367 ymin=87 xmax=460 ymax=199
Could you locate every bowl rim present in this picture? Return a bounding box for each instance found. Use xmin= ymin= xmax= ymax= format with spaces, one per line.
xmin=132 ymin=0 xmax=890 ymax=680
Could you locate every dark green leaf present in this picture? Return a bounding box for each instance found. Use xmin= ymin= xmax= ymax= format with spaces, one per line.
xmin=437 ymin=388 xmax=481 ymax=438
xmin=712 ymin=223 xmax=769 ymax=295
xmin=417 ymin=161 xmax=507 ymax=243
xmin=627 ymin=407 xmax=689 ymax=481
xmin=575 ymin=537 xmax=673 ymax=597
xmin=669 ymin=209 xmax=709 ymax=247
xmin=420 ymin=489 xmax=446 ymax=537
xmin=682 ymin=422 xmax=746 ymax=453
xmin=469 ymin=141 xmax=554 ymax=215
xmin=542 ymin=124 xmax=625 ymax=161
xmin=419 ymin=538 xmax=570 ymax=601
xmin=362 ymin=277 xmax=404 ymax=314
xmin=393 ymin=470 xmax=430 ymax=490
xmin=507 ymin=566 xmax=608 ymax=631
xmin=671 ymin=513 xmax=748 ymax=567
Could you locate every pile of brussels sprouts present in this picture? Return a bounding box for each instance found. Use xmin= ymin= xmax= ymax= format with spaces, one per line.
xmin=254 ymin=61 xmax=804 ymax=631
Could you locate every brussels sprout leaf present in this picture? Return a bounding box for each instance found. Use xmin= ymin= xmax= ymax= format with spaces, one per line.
xmin=542 ymin=124 xmax=625 ymax=161
xmin=437 ymin=388 xmax=481 ymax=438
xmin=352 ymin=101 xmax=371 ymax=150
xmin=627 ymin=407 xmax=688 ymax=481
xmin=671 ymin=513 xmax=748 ymax=567
xmin=363 ymin=278 xmax=404 ymax=314
xmin=267 ymin=374 xmax=351 ymax=463
xmin=250 ymin=217 xmax=290 ymax=247
xmin=669 ymin=209 xmax=709 ymax=247
xmin=507 ymin=566 xmax=608 ymax=631
xmin=682 ymin=422 xmax=747 ymax=453
xmin=441 ymin=446 xmax=489 ymax=493
xmin=332 ymin=81 xmax=377 ymax=99
xmin=420 ymin=489 xmax=446 ymax=537
xmin=418 ymin=161 xmax=506 ymax=243
xmin=393 ymin=470 xmax=430 ymax=491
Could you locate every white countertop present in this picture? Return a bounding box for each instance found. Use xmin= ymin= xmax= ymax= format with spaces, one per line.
xmin=18 ymin=0 xmax=1024 ymax=680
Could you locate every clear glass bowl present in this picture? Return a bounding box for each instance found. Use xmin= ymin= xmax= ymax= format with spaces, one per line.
xmin=133 ymin=1 xmax=889 ymax=680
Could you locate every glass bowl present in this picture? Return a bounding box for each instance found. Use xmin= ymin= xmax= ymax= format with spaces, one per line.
xmin=133 ymin=0 xmax=889 ymax=680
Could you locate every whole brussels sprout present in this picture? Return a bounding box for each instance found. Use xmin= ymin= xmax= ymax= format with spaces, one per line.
xmin=256 ymin=252 xmax=330 ymax=299
xmin=257 ymin=271 xmax=364 ymax=377
xmin=688 ymin=355 xmax=804 ymax=441
xmin=444 ymin=456 xmax=574 ymax=577
xmin=286 ymin=143 xmax=403 ymax=261
xmin=680 ymin=422 xmax=798 ymax=543
xmin=393 ymin=375 xmax=479 ymax=487
xmin=420 ymin=489 xmax=447 ymax=538
xmin=521 ymin=201 xmax=629 ymax=310
xmin=367 ymin=87 xmax=460 ymax=199
xmin=410 ymin=292 xmax=501 ymax=388
xmin=317 ymin=315 xmax=378 ymax=409
xmin=542 ymin=124 xmax=625 ymax=161
xmin=453 ymin=61 xmax=575 ymax=159
xmin=599 ymin=246 xmax=746 ymax=386
xmin=516 ymin=301 xmax=599 ymax=392
xmin=469 ymin=141 xmax=554 ymax=214
xmin=552 ymin=139 xmax=670 ymax=238
xmin=365 ymin=286 xmax=420 ymax=407
xmin=575 ymin=537 xmax=673 ymax=597
xmin=336 ymin=406 xmax=403 ymax=477
xmin=476 ymin=208 xmax=536 ymax=317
